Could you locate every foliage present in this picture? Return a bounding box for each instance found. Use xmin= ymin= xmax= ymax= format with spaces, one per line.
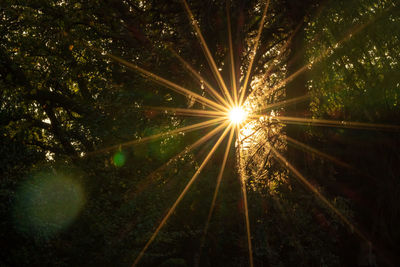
xmin=1 ymin=0 xmax=399 ymax=266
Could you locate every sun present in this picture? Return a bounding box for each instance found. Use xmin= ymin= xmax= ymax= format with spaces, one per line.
xmin=229 ymin=106 xmax=247 ymax=124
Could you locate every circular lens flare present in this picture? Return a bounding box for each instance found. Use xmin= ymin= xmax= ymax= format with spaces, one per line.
xmin=229 ymin=107 xmax=247 ymax=124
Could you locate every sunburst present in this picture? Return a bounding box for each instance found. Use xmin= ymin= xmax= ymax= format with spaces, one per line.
xmin=84 ymin=1 xmax=400 ymax=266
xmin=229 ymin=107 xmax=247 ymax=124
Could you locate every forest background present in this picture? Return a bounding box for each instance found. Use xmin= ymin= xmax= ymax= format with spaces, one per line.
xmin=1 ymin=0 xmax=399 ymax=266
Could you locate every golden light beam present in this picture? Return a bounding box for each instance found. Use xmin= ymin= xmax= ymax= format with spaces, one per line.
xmin=251 ymin=115 xmax=400 ymax=131
xmin=197 ymin=127 xmax=234 ymax=265
xmin=132 ymin=123 xmax=232 ymax=267
xmin=265 ymin=16 xmax=380 ymax=98
xmin=86 ymin=117 xmax=225 ymax=157
xmin=120 ymin=123 xmax=231 ymax=250
xmin=239 ymin=0 xmax=270 ymax=106
xmin=181 ymin=0 xmax=235 ymax=107
xmin=103 ymin=52 xmax=228 ymax=112
xmin=129 ymin=121 xmax=234 ymax=199
xmin=144 ymin=106 xmax=227 ymax=118
xmin=268 ymin=144 xmax=370 ymax=245
xmin=226 ymin=0 xmax=238 ymax=106
xmin=286 ymin=136 xmax=353 ymax=170
xmin=286 ymin=136 xmax=380 ymax=181
xmin=236 ymin=124 xmax=254 ymax=267
xmin=253 ymin=95 xmax=310 ymax=115
xmin=263 ymin=20 xmax=303 ymax=76
xmin=181 ymin=121 xmax=230 ymax=152
xmin=168 ymin=47 xmax=230 ymax=108
xmin=103 ymin=13 xmax=229 ymax=108
xmin=243 ymin=21 xmax=303 ymax=104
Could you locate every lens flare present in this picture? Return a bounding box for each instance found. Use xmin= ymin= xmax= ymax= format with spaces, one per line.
xmin=229 ymin=107 xmax=247 ymax=124
xmin=113 ymin=151 xmax=126 ymax=167
xmin=13 ymin=171 xmax=85 ymax=239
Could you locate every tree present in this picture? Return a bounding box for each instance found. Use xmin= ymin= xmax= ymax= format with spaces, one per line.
xmin=1 ymin=0 xmax=399 ymax=266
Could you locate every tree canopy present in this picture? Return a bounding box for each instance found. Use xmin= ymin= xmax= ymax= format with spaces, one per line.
xmin=1 ymin=0 xmax=399 ymax=266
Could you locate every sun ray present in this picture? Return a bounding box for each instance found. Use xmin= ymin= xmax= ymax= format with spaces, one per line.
xmin=129 ymin=121 xmax=234 ymax=199
xmin=286 ymin=136 xmax=381 ymax=181
xmin=86 ymin=117 xmax=225 ymax=157
xmin=264 ymin=15 xmax=382 ymax=98
xmin=101 ymin=51 xmax=229 ymax=112
xmin=132 ymin=123 xmax=232 ymax=267
xmin=226 ymin=0 xmax=238 ymax=106
xmin=268 ymin=144 xmax=370 ymax=244
xmin=286 ymin=136 xmax=353 ymax=170
xmin=167 ymin=47 xmax=230 ymax=107
xmin=122 ymin=124 xmax=232 ymax=244
xmin=183 ymin=121 xmax=231 ymax=151
xmin=196 ymin=127 xmax=234 ymax=266
xmin=236 ymin=124 xmax=254 ymax=267
xmin=144 ymin=106 xmax=227 ymax=118
xmin=241 ymin=156 xmax=254 ymax=267
xmin=243 ymin=20 xmax=304 ymax=104
xmin=253 ymin=95 xmax=310 ymax=115
xmin=250 ymin=115 xmax=400 ymax=131
xmin=263 ymin=20 xmax=303 ymax=76
xmin=239 ymin=0 xmax=270 ymax=106
xmin=89 ymin=24 xmax=229 ymax=109
xmin=181 ymin=0 xmax=235 ymax=107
